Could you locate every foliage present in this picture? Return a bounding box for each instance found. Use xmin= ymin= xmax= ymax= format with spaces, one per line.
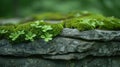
xmin=41 ymin=33 xmax=53 ymax=42
xmin=30 ymin=20 xmax=43 ymax=28
xmin=0 ymin=20 xmax=63 ymax=43
xmin=1 ymin=14 xmax=120 ymax=43
xmin=64 ymin=14 xmax=120 ymax=31
xmin=25 ymin=31 xmax=36 ymax=41
xmin=0 ymin=30 xmax=8 ymax=34
xmin=42 ymin=25 xmax=53 ymax=32
xmin=30 ymin=20 xmax=54 ymax=42
xmin=9 ymin=30 xmax=25 ymax=41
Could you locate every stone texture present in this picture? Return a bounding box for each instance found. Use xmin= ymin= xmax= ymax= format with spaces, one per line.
xmin=0 ymin=56 xmax=120 ymax=67
xmin=61 ymin=28 xmax=120 ymax=41
xmin=0 ymin=28 xmax=120 ymax=67
xmin=0 ymin=18 xmax=21 ymax=25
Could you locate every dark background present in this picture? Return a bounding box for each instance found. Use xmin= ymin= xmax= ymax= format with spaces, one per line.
xmin=0 ymin=0 xmax=120 ymax=18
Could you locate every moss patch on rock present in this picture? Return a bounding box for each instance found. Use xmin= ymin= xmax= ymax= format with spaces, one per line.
xmin=64 ymin=14 xmax=120 ymax=31
xmin=0 ymin=20 xmax=64 ymax=43
xmin=1 ymin=13 xmax=120 ymax=43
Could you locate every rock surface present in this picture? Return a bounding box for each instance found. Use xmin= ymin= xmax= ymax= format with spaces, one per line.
xmin=0 ymin=28 xmax=120 ymax=67
xmin=61 ymin=28 xmax=120 ymax=41
xmin=0 ymin=18 xmax=21 ymax=25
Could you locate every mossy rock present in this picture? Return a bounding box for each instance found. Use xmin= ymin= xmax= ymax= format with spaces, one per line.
xmin=1 ymin=13 xmax=120 ymax=43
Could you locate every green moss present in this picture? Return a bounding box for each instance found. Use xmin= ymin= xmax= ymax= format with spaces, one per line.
xmin=37 ymin=22 xmax=64 ymax=36
xmin=1 ymin=13 xmax=120 ymax=43
xmin=0 ymin=20 xmax=63 ymax=43
xmin=33 ymin=13 xmax=66 ymax=20
xmin=98 ymin=17 xmax=120 ymax=30
xmin=32 ymin=12 xmax=92 ymax=21
xmin=66 ymin=11 xmax=92 ymax=19
xmin=64 ymin=14 xmax=120 ymax=31
xmin=0 ymin=25 xmax=15 ymax=39
xmin=64 ymin=18 xmax=94 ymax=31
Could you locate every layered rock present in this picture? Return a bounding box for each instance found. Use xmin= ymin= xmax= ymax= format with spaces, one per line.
xmin=0 ymin=28 xmax=120 ymax=67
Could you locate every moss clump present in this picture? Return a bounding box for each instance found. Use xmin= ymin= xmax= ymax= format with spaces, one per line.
xmin=32 ymin=12 xmax=92 ymax=21
xmin=98 ymin=17 xmax=120 ymax=30
xmin=64 ymin=18 xmax=94 ymax=31
xmin=64 ymin=14 xmax=120 ymax=31
xmin=0 ymin=20 xmax=63 ymax=43
xmin=66 ymin=11 xmax=92 ymax=19
xmin=33 ymin=13 xmax=66 ymax=20
xmin=37 ymin=21 xmax=64 ymax=36
xmin=0 ymin=25 xmax=15 ymax=39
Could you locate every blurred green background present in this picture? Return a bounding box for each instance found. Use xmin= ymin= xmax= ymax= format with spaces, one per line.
xmin=0 ymin=0 xmax=120 ymax=18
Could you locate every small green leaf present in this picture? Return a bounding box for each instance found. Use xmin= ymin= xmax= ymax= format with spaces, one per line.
xmin=42 ymin=25 xmax=53 ymax=32
xmin=9 ymin=33 xmax=19 ymax=41
xmin=0 ymin=30 xmax=8 ymax=34
xmin=30 ymin=20 xmax=42 ymax=28
xmin=25 ymin=32 xmax=36 ymax=41
xmin=9 ymin=30 xmax=25 ymax=41
xmin=39 ymin=20 xmax=44 ymax=22
xmin=35 ymin=21 xmax=40 ymax=25
xmin=41 ymin=33 xmax=53 ymax=42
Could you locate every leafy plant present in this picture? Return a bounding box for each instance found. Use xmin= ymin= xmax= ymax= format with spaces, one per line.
xmin=25 ymin=31 xmax=36 ymax=41
xmin=42 ymin=25 xmax=53 ymax=32
xmin=41 ymin=33 xmax=53 ymax=42
xmin=31 ymin=20 xmax=53 ymax=42
xmin=78 ymin=18 xmax=104 ymax=28
xmin=30 ymin=20 xmax=44 ymax=28
xmin=9 ymin=30 xmax=25 ymax=41
xmin=0 ymin=30 xmax=8 ymax=34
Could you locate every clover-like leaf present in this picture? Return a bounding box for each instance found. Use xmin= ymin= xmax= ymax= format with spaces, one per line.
xmin=18 ymin=30 xmax=25 ymax=34
xmin=41 ymin=33 xmax=53 ymax=42
xmin=42 ymin=25 xmax=53 ymax=32
xmin=35 ymin=21 xmax=40 ymax=25
xmin=25 ymin=32 xmax=36 ymax=41
xmin=9 ymin=33 xmax=19 ymax=41
xmin=89 ymin=19 xmax=97 ymax=27
xmin=0 ymin=30 xmax=8 ymax=34
xmin=9 ymin=30 xmax=25 ymax=41
xmin=30 ymin=20 xmax=42 ymax=28
xmin=39 ymin=20 xmax=44 ymax=22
